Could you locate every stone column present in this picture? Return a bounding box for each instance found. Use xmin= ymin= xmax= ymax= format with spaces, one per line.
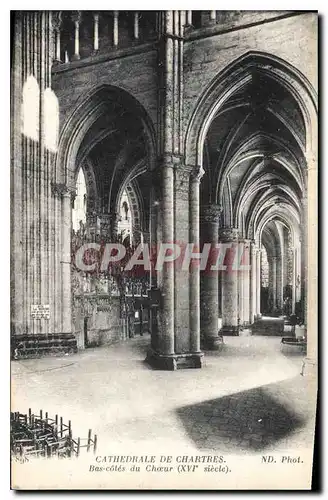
xmin=113 ymin=11 xmax=119 ymax=47
xmin=161 ymin=163 xmax=175 ymax=355
xmin=200 ymin=204 xmax=222 ymax=348
xmin=299 ymin=217 xmax=306 ymax=323
xmin=276 ymin=256 xmax=284 ymax=312
xmin=241 ymin=240 xmax=251 ymax=326
xmin=302 ymin=150 xmax=317 ymax=376
xmin=295 ymin=244 xmax=302 ymax=303
xmin=271 ymin=256 xmax=277 ymax=311
xmin=283 ymin=230 xmax=289 ymax=290
xmin=186 ymin=10 xmax=192 ymax=26
xmin=53 ymin=12 xmax=62 ymax=63
xmin=210 ymin=11 xmax=216 ymax=22
xmin=52 ymin=183 xmax=73 ymax=334
xmin=249 ymin=241 xmax=257 ymax=324
xmin=189 ymin=166 xmax=204 ymax=354
xmin=220 ymin=227 xmax=240 ymax=335
xmin=256 ymin=247 xmax=261 ymax=318
xmin=12 ymin=12 xmax=57 ymax=340
xmin=62 ymin=189 xmax=72 ymax=333
xmin=147 ymin=11 xmax=202 ymax=370
xmin=291 ymin=248 xmax=297 ymax=314
xmin=93 ymin=13 xmax=99 ymax=53
xmin=146 ymin=157 xmax=181 ymax=369
xmin=71 ymin=11 xmax=81 ymax=61
xmin=134 ymin=12 xmax=139 ymax=40
xmin=11 ymin=12 xmax=23 ymax=336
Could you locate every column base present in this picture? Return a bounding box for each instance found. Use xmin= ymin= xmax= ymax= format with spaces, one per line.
xmin=201 ymin=335 xmax=224 ymax=350
xmin=220 ymin=325 xmax=240 ymax=336
xmin=301 ymin=357 xmax=317 ymax=379
xmin=71 ymin=54 xmax=80 ymax=61
xmin=145 ymin=349 xmax=203 ymax=370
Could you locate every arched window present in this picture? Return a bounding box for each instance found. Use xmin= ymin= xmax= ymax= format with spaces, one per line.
xmin=44 ymin=88 xmax=59 ymax=152
xmin=117 ymin=190 xmax=132 ymax=244
xmin=72 ymin=168 xmax=87 ymax=232
xmin=22 ymin=76 xmax=40 ymax=141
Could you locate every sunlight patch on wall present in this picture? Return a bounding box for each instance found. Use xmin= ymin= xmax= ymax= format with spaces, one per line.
xmin=22 ymin=76 xmax=40 ymax=141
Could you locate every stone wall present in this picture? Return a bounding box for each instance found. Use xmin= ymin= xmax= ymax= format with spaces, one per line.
xmin=73 ymin=296 xmax=122 ymax=348
xmin=52 ymin=45 xmax=158 ymax=132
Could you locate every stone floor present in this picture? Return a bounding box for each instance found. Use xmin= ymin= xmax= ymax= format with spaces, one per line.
xmin=11 ymin=333 xmax=317 ymax=456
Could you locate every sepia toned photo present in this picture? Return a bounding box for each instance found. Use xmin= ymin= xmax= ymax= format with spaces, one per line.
xmin=10 ymin=8 xmax=318 ymax=490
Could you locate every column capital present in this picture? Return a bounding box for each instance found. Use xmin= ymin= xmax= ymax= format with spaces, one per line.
xmin=52 ymin=11 xmax=62 ymax=31
xmin=201 ymin=204 xmax=222 ymax=224
xmin=189 ymin=164 xmax=205 ymax=183
xmin=51 ymin=182 xmax=76 ymax=199
xmin=238 ymin=238 xmax=252 ymax=249
xmin=158 ymin=10 xmax=185 ymax=39
xmin=305 ymin=150 xmax=317 ymax=166
xmin=161 ymin=153 xmax=184 ymax=169
xmin=219 ymin=227 xmax=239 ymax=242
xmin=71 ymin=11 xmax=82 ymax=25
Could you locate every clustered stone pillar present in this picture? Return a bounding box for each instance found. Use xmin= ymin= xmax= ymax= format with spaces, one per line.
xmin=11 ymin=12 xmax=63 ymax=338
xmin=220 ymin=228 xmax=240 ymax=335
xmin=200 ymin=204 xmax=222 ymax=349
xmin=146 ymin=11 xmax=202 ymax=369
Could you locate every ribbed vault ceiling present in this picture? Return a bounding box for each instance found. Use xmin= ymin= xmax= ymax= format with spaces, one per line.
xmin=202 ymin=69 xmax=306 ymax=246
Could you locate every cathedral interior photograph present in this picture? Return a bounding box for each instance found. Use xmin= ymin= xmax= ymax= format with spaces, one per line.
xmin=10 ymin=9 xmax=318 ymax=486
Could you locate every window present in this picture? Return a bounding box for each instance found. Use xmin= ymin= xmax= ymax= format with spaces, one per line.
xmin=117 ymin=190 xmax=132 ymax=245
xmin=72 ymin=168 xmax=87 ymax=232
